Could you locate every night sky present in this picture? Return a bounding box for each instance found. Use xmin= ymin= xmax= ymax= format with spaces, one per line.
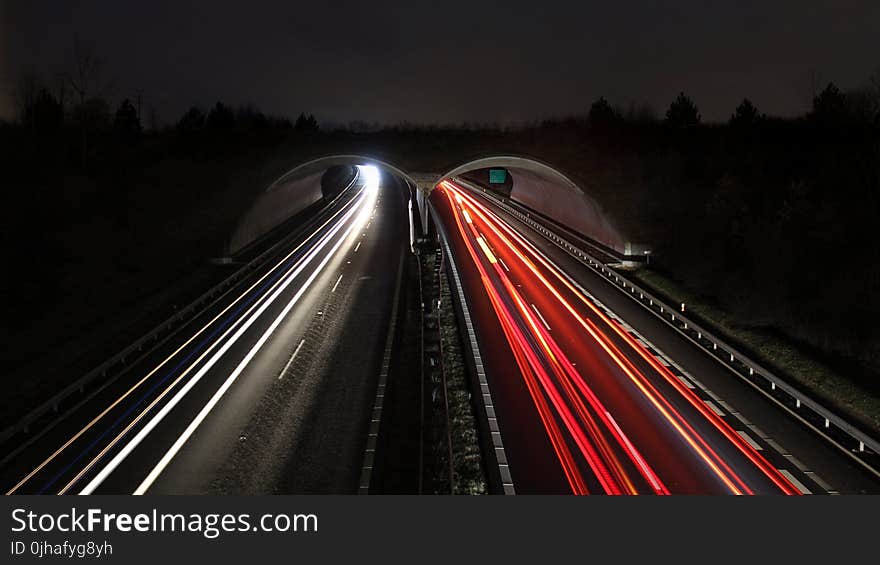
xmin=3 ymin=0 xmax=879 ymax=125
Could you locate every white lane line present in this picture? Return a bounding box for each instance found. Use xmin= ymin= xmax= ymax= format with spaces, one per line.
xmin=764 ymin=437 xmax=787 ymax=454
xmin=131 ymin=210 xmax=364 ymax=495
xmin=467 ymin=187 xmax=842 ymax=494
xmin=331 ymin=274 xmax=343 ymax=293
xmin=784 ymin=454 xmax=809 ymax=472
xmin=747 ymin=423 xmax=769 ymax=439
xmin=704 ymin=400 xmax=726 ymax=417
xmin=531 ymin=303 xmax=551 ymax=332
xmin=81 ymin=187 xmax=376 ymax=496
xmin=13 ymin=185 xmax=372 ymax=495
xmin=279 ymin=339 xmax=306 ymax=379
xmin=354 ymin=241 xmax=362 ymax=253
xmin=677 ymin=375 xmax=696 ymax=389
xmin=779 ymin=469 xmax=812 ymax=494
xmin=498 ymin=258 xmax=511 ymax=272
xmin=736 ymin=430 xmax=763 ymax=451
xmin=804 ymin=471 xmax=836 ymax=494
xmin=716 ymin=400 xmax=735 ymax=413
xmin=605 ymin=411 xmax=664 ymax=493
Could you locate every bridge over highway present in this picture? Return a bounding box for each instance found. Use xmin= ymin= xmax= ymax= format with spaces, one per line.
xmin=3 ymin=149 xmax=877 ymax=496
xmin=230 ymin=151 xmax=643 ymax=263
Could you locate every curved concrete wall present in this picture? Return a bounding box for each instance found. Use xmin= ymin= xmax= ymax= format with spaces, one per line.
xmin=506 ymin=168 xmax=626 ymax=252
xmin=437 ymin=156 xmax=581 ymax=193
xmin=228 ymin=152 xmax=631 ymax=258
xmin=274 ymin=154 xmax=418 ymax=189
xmin=439 ymin=155 xmax=627 ymax=253
xmin=228 ymin=171 xmax=324 ymax=254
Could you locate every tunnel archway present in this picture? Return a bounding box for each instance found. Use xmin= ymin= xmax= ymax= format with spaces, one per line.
xmin=229 ymin=154 xmax=420 ymax=254
xmin=230 ymin=152 xmax=631 ymax=257
xmin=267 ymin=154 xmax=420 ymax=193
xmin=431 ymin=154 xmax=626 ymax=253
xmin=433 ymin=155 xmax=581 ymax=193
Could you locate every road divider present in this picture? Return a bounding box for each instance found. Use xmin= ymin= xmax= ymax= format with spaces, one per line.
xmin=459 ymin=178 xmax=880 ymax=480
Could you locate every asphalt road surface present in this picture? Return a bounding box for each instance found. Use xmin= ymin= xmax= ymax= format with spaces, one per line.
xmin=2 ymin=166 xmax=410 ymax=494
xmin=431 ymin=179 xmax=880 ymax=494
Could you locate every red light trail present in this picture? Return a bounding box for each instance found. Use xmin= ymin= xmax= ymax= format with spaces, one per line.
xmin=437 ymin=179 xmax=800 ymax=495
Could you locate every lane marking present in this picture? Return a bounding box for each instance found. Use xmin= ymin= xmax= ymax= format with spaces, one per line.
xmin=462 ymin=184 xmax=840 ymax=494
xmin=703 ymin=400 xmax=726 ymax=417
xmin=81 ymin=184 xmax=378 ymax=495
xmin=747 ymin=424 xmax=768 ymax=440
xmin=498 ymin=258 xmax=511 ymax=272
xmin=804 ymin=471 xmax=837 ymax=494
xmin=736 ymin=430 xmax=763 ymax=451
xmin=130 ymin=200 xmax=370 ymax=495
xmin=764 ymin=437 xmax=787 ymax=455
xmin=677 ymin=375 xmax=696 ymax=389
xmin=331 ymin=274 xmax=343 ymax=293
xmin=7 ymin=181 xmax=370 ymax=495
xmin=354 ymin=241 xmax=362 ymax=253
xmin=279 ymin=339 xmax=306 ymax=379
xmin=779 ymin=469 xmax=811 ymax=494
xmin=475 ymin=236 xmax=497 ymax=263
xmin=784 ymin=454 xmax=808 ymax=472
xmin=530 ymin=303 xmax=551 ymax=332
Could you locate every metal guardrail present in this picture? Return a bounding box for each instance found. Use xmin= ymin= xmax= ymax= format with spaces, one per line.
xmin=430 ymin=202 xmax=515 ymax=494
xmin=468 ymin=183 xmax=880 ymax=477
xmin=0 ymin=173 xmax=362 ymax=447
xmin=450 ymin=178 xmax=642 ymax=264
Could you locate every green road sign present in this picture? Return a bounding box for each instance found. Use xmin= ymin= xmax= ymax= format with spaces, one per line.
xmin=488 ymin=168 xmax=507 ymax=184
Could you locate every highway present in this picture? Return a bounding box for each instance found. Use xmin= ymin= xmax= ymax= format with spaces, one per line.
xmin=1 ymin=166 xmax=410 ymax=494
xmin=4 ymin=164 xmax=877 ymax=496
xmin=432 ymin=179 xmax=880 ymax=494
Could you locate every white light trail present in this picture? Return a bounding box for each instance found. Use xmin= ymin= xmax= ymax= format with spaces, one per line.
xmin=79 ymin=184 xmax=378 ymax=495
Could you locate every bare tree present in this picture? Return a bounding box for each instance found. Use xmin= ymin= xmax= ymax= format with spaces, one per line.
xmin=68 ymin=42 xmax=104 ymax=106
xmin=67 ymin=41 xmax=111 ymax=167
xmin=14 ymin=71 xmax=40 ymax=131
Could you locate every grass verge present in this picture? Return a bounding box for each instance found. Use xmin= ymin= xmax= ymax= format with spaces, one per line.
xmin=621 ymin=266 xmax=880 ymax=436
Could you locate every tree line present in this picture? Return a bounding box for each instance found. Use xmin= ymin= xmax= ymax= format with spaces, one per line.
xmin=4 ymin=60 xmax=879 ymax=381
xmin=570 ymin=74 xmax=880 ymax=382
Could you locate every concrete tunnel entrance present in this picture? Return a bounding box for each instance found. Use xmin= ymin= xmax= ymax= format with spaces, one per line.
xmin=227 ymin=153 xmax=633 ymax=259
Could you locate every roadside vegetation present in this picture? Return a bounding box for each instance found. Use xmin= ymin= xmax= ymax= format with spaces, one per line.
xmin=2 ymin=53 xmax=878 ymax=432
xmin=419 ymin=250 xmax=487 ymax=494
xmin=624 ymin=266 xmax=880 ymax=435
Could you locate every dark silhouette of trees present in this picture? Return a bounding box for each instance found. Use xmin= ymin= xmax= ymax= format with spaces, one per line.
xmin=236 ymin=105 xmax=269 ymax=129
xmin=588 ymin=97 xmax=622 ymax=129
xmin=729 ymin=98 xmax=761 ymax=127
xmin=294 ymin=112 xmax=318 ymax=131
xmin=665 ymin=92 xmax=701 ymax=127
xmin=114 ymin=98 xmax=142 ymax=138
xmin=206 ymin=102 xmax=235 ymax=130
xmin=14 ymin=72 xmax=40 ymax=130
xmin=68 ymin=44 xmax=112 ymax=167
xmin=810 ymin=82 xmax=846 ymax=125
xmin=175 ymin=103 xmax=294 ymax=136
xmin=23 ymin=88 xmax=65 ymax=136
xmin=620 ymin=102 xmax=657 ymax=124
xmin=72 ymin=97 xmax=110 ymax=133
xmin=176 ymin=106 xmax=206 ymax=133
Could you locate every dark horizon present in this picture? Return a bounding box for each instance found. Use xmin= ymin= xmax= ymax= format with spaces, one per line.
xmin=3 ymin=0 xmax=879 ymax=126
